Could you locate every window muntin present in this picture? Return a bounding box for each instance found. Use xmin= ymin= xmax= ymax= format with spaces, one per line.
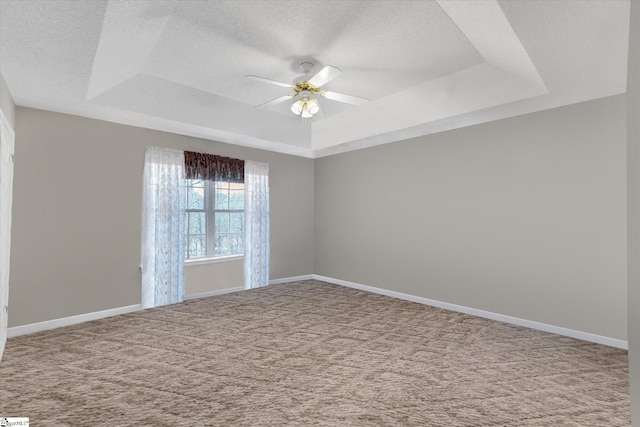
xmin=184 ymin=179 xmax=244 ymax=260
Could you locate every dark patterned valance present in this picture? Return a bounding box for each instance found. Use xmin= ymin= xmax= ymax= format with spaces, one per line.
xmin=184 ymin=151 xmax=244 ymax=183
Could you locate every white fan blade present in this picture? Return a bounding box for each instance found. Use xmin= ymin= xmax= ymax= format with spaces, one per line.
xmin=308 ymin=65 xmax=342 ymax=87
xmin=322 ymin=91 xmax=369 ymax=106
xmin=255 ymin=94 xmax=295 ymax=108
xmin=245 ymin=75 xmax=292 ymax=88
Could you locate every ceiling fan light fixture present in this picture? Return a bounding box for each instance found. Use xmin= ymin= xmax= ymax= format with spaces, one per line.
xmin=290 ymin=99 xmax=305 ymax=115
xmin=307 ymin=98 xmax=320 ymax=115
xmin=291 ymin=91 xmax=320 ymax=118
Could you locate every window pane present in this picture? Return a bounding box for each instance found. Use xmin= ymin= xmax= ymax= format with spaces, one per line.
xmin=215 ymin=185 xmax=229 ymax=210
xmin=229 ymin=189 xmax=244 ymax=210
xmin=230 ymin=212 xmax=243 ymax=232
xmin=187 ymin=184 xmax=205 ymax=209
xmin=215 ymin=212 xmax=229 ymax=232
xmin=188 ymin=235 xmax=206 ymax=258
xmin=184 ymin=180 xmax=245 ymax=260
xmin=188 ymin=212 xmax=206 ymax=234
xmin=215 ymin=233 xmax=230 ymax=256
xmin=230 ymin=233 xmax=243 ymax=254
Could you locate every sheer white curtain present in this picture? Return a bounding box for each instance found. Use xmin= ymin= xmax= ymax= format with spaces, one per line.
xmin=141 ymin=147 xmax=185 ymax=308
xmin=244 ymin=160 xmax=270 ymax=289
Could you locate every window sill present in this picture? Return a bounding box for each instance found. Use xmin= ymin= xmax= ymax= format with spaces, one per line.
xmin=185 ymin=255 xmax=244 ymax=267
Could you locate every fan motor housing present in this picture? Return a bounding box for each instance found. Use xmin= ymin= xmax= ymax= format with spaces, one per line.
xmin=292 ymin=80 xmax=320 ymax=95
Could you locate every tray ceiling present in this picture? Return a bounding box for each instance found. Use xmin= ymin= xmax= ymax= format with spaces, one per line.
xmin=0 ymin=0 xmax=630 ymax=158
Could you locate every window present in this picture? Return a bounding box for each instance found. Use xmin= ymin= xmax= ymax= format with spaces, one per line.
xmin=184 ymin=179 xmax=244 ymax=260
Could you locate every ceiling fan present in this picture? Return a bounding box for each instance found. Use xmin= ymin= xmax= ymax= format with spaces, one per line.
xmin=245 ymin=62 xmax=369 ymax=118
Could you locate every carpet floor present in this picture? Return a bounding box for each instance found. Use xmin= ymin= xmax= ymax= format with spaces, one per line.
xmin=0 ymin=280 xmax=630 ymax=426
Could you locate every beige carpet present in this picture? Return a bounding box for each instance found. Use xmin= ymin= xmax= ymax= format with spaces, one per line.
xmin=0 ymin=280 xmax=630 ymax=426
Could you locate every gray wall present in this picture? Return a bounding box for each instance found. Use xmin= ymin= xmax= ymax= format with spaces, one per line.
xmin=9 ymin=107 xmax=314 ymax=327
xmin=627 ymin=0 xmax=639 ymax=423
xmin=8 ymin=90 xmax=629 ymax=347
xmin=185 ymin=259 xmax=243 ymax=296
xmin=0 ymin=73 xmax=15 ymax=129
xmin=315 ymin=94 xmax=627 ymax=341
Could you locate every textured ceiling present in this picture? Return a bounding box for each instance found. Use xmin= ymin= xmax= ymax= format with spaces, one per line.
xmin=0 ymin=0 xmax=630 ymax=158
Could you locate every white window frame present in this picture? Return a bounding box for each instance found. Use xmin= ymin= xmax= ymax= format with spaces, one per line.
xmin=184 ymin=179 xmax=244 ymax=263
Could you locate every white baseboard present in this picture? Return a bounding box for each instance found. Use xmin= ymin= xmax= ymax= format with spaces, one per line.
xmin=8 ymin=275 xmax=627 ymax=350
xmin=184 ymin=286 xmax=244 ymax=300
xmin=312 ymin=275 xmax=628 ymax=350
xmin=184 ymin=276 xmax=315 ymax=299
xmin=7 ymin=304 xmax=142 ymax=338
xmin=6 ymin=278 xmax=293 ymax=338
xmin=269 ymin=274 xmax=314 ymax=285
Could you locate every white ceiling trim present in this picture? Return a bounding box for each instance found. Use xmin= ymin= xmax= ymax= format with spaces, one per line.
xmin=0 ymin=0 xmax=629 ymax=158
xmin=88 ymin=0 xmax=549 ymax=154
xmin=311 ymin=0 xmax=548 ymax=150
xmin=16 ymin=95 xmax=315 ymax=158
xmin=87 ymin=1 xmax=176 ymax=100
xmin=437 ymin=0 xmax=547 ymax=93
